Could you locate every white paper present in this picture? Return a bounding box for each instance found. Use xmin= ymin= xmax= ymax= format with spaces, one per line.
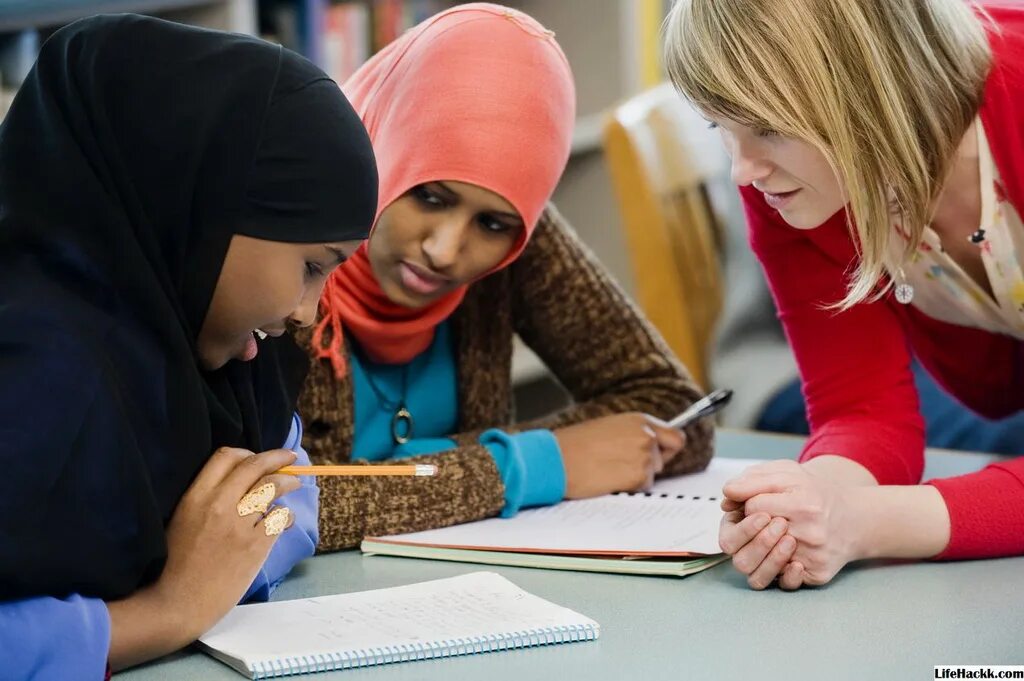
xmin=199 ymin=572 xmax=597 ymax=669
xmin=381 ymin=495 xmax=721 ymax=555
xmin=645 ymin=457 xmax=761 ymax=497
xmin=373 ymin=458 xmax=763 ymax=556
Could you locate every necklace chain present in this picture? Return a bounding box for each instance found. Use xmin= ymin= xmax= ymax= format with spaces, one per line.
xmin=354 ymin=347 xmax=414 ymax=445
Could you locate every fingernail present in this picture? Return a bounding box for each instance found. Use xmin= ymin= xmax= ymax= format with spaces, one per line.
xmin=779 ymin=536 xmax=796 ymax=552
xmin=770 ymin=518 xmax=786 ymax=535
xmin=750 ymin=514 xmax=767 ymax=530
xmin=263 ymin=507 xmax=290 ymax=536
xmin=237 ymin=482 xmax=275 ymax=517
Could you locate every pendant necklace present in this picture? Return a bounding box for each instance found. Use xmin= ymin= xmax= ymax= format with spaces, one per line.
xmin=360 ymin=359 xmax=414 ymax=445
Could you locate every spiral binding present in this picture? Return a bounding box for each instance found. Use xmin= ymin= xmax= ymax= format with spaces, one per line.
xmin=614 ymin=491 xmax=720 ymax=502
xmin=248 ymin=622 xmax=599 ymax=679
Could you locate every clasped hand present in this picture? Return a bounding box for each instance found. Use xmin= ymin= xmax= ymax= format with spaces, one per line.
xmin=718 ymin=460 xmax=865 ymax=590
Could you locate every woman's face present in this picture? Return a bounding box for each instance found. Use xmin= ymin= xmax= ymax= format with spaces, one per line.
xmin=197 ymin=236 xmax=362 ymax=370
xmin=707 ymin=115 xmax=846 ymax=229
xmin=368 ymin=180 xmax=524 ymax=308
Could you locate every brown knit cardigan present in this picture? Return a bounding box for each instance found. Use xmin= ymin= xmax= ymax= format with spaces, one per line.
xmin=296 ymin=204 xmax=714 ymax=552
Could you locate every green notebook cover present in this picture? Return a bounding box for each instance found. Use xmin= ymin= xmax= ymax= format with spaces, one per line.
xmin=361 ymin=540 xmax=727 ymax=577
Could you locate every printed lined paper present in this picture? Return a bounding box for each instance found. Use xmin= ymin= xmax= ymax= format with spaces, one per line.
xmin=197 ymin=572 xmax=599 ymax=679
xmin=367 ymin=458 xmax=762 ymax=557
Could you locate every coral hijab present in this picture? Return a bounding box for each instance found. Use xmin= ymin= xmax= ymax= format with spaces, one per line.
xmin=312 ymin=3 xmax=575 ymax=377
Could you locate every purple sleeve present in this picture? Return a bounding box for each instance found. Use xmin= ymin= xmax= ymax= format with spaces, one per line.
xmin=241 ymin=414 xmax=319 ymax=603
xmin=0 ymin=594 xmax=110 ymax=680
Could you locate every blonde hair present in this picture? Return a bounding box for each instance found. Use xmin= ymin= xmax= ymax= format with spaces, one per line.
xmin=664 ymin=0 xmax=992 ymax=308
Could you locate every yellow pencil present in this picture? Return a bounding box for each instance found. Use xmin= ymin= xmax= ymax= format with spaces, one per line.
xmin=277 ymin=464 xmax=438 ymax=477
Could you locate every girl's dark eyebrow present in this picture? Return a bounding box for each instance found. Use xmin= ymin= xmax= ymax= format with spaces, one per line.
xmin=324 ymin=246 xmax=348 ymax=265
xmin=435 ymin=181 xmax=523 ymax=223
xmin=432 ymin=181 xmax=460 ymax=201
xmin=490 ymin=211 xmax=524 ymax=225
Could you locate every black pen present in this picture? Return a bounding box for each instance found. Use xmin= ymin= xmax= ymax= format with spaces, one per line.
xmin=667 ymin=388 xmax=733 ymax=429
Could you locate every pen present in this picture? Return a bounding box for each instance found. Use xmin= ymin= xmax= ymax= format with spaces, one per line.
xmin=277 ymin=464 xmax=438 ymax=477
xmin=667 ymin=388 xmax=733 ymax=429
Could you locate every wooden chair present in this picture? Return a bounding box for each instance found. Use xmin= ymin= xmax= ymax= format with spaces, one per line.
xmin=603 ymin=82 xmax=728 ymax=389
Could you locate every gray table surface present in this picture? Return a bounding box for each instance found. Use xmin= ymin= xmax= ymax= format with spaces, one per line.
xmin=121 ymin=429 xmax=1024 ymax=680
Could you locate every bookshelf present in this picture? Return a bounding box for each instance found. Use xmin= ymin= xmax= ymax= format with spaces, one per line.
xmin=258 ymin=0 xmax=449 ymax=85
xmin=0 ymin=0 xmax=255 ymax=113
xmin=0 ymin=0 xmax=254 ymax=32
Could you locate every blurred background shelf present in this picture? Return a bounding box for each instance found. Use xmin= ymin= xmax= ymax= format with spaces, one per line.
xmin=0 ymin=0 xmax=254 ymax=32
xmin=0 ymin=0 xmax=255 ymax=119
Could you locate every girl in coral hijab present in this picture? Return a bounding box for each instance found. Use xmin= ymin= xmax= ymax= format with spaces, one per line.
xmin=298 ymin=3 xmax=714 ymax=549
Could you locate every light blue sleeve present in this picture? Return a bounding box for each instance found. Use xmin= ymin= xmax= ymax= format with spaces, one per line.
xmin=0 ymin=594 xmax=110 ymax=680
xmin=393 ymin=429 xmax=566 ymax=518
xmin=241 ymin=413 xmax=319 ymax=603
xmin=478 ymin=429 xmax=566 ymax=517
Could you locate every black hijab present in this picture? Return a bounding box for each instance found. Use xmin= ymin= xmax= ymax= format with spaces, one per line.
xmin=0 ymin=15 xmax=377 ymax=600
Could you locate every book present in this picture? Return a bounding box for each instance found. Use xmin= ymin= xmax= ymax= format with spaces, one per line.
xmin=197 ymin=572 xmax=599 ymax=679
xmin=372 ymin=0 xmax=405 ymax=51
xmin=363 ymin=543 xmax=729 ymax=577
xmin=323 ymin=2 xmax=369 ymax=85
xmin=361 ymin=457 xmax=758 ymax=576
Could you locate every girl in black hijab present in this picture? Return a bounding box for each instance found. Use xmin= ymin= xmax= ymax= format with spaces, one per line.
xmin=0 ymin=13 xmax=377 ymax=674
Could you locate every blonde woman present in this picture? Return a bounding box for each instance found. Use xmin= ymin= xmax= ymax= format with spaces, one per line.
xmin=665 ymin=0 xmax=1024 ymax=590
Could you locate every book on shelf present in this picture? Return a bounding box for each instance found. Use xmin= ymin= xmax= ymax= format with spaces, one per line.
xmin=265 ymin=1 xmax=450 ymax=83
xmin=323 ymin=2 xmax=369 ymax=83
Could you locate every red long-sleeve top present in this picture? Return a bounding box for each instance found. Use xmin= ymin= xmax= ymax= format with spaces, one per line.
xmin=743 ymin=2 xmax=1024 ymax=560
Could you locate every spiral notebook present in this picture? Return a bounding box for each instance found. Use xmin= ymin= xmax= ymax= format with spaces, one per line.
xmin=197 ymin=572 xmax=599 ymax=679
xmin=362 ymin=458 xmax=759 ymax=568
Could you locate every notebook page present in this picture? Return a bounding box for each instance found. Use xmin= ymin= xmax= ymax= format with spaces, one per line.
xmin=374 ymin=494 xmax=723 ymax=555
xmin=369 ymin=459 xmax=758 ymax=556
xmin=198 ymin=572 xmax=598 ymax=668
xmin=644 ymin=457 xmax=761 ymax=498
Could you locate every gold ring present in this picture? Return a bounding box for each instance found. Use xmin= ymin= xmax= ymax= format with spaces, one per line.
xmin=237 ymin=482 xmax=275 ymax=517
xmin=263 ymin=507 xmax=290 ymax=536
